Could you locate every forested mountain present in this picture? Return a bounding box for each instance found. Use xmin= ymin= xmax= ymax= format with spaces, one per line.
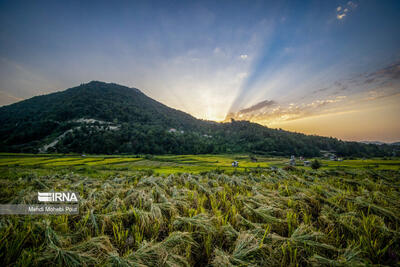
xmin=0 ymin=81 xmax=395 ymax=157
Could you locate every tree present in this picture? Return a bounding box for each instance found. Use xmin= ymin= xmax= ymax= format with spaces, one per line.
xmin=311 ymin=159 xmax=322 ymax=170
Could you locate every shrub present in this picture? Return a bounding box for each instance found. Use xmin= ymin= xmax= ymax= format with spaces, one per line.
xmin=283 ymin=165 xmax=296 ymax=171
xmin=311 ymin=159 xmax=322 ymax=169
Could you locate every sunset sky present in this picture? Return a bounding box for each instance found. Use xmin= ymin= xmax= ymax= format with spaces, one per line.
xmin=0 ymin=0 xmax=399 ymax=142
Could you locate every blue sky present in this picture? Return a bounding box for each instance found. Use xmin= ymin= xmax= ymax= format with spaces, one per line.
xmin=1 ymin=0 xmax=399 ymax=141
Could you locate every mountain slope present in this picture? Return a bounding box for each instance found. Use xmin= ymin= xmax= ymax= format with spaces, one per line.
xmin=0 ymin=81 xmax=205 ymax=129
xmin=0 ymin=81 xmax=394 ymax=156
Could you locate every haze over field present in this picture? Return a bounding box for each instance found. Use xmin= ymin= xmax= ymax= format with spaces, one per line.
xmin=0 ymin=0 xmax=399 ymax=142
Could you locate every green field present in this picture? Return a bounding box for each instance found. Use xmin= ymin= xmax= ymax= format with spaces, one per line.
xmin=0 ymin=154 xmax=399 ymax=266
xmin=1 ymin=153 xmax=399 ymax=176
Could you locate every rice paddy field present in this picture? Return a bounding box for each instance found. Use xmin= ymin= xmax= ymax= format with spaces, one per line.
xmin=0 ymin=153 xmax=400 ymax=266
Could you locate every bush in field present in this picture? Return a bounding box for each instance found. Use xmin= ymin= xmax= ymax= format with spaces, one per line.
xmin=283 ymin=165 xmax=296 ymax=171
xmin=311 ymin=159 xmax=322 ymax=169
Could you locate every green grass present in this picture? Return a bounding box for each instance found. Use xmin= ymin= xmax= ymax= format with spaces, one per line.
xmin=0 ymin=154 xmax=399 ymax=266
xmin=0 ymin=154 xmax=399 ymax=176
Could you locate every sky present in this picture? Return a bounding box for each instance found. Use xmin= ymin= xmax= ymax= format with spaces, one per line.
xmin=0 ymin=0 xmax=399 ymax=142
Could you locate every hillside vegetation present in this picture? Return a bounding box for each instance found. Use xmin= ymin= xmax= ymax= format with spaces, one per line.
xmin=0 ymin=81 xmax=395 ymax=157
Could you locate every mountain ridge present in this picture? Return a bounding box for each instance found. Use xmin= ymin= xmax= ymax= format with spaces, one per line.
xmin=0 ymin=81 xmax=395 ymax=157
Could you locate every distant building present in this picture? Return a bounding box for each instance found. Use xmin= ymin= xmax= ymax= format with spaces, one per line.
xmin=290 ymin=155 xmax=296 ymax=166
xmin=168 ymin=128 xmax=185 ymax=134
xmin=322 ymin=150 xmax=336 ymax=159
xmin=303 ymin=160 xmax=311 ymax=166
xmin=232 ymin=161 xmax=239 ymax=167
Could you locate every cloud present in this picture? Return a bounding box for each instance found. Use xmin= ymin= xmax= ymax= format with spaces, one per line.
xmin=226 ymin=96 xmax=347 ymax=124
xmin=336 ymin=1 xmax=357 ymax=20
xmin=333 ymin=81 xmax=348 ymax=91
xmin=231 ymin=59 xmax=400 ymax=123
xmin=304 ymin=60 xmax=400 ymax=103
xmin=239 ymin=99 xmax=275 ymax=113
xmin=365 ymin=78 xmax=375 ymax=84
xmin=312 ymin=87 xmax=329 ymax=94
xmin=364 ymin=90 xmax=400 ymax=101
xmin=225 ymin=59 xmax=399 ymax=127
xmin=367 ymin=61 xmax=400 ymax=80
xmin=337 ymin=13 xmax=346 ymax=20
xmin=240 ymin=54 xmax=248 ymax=60
xmin=342 ymin=60 xmax=400 ymax=91
xmin=347 ymin=1 xmax=358 ymax=9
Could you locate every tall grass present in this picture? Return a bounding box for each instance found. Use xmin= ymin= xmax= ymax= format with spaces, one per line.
xmin=0 ymin=165 xmax=399 ymax=266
